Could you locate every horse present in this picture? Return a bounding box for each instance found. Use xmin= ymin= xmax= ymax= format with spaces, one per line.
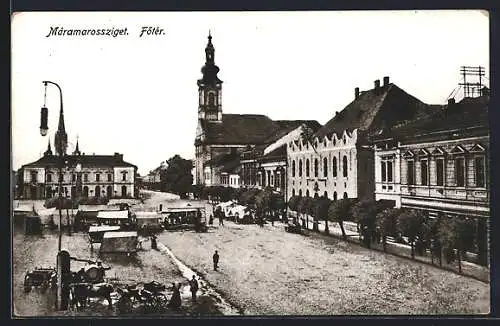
xmin=69 ymin=282 xmax=114 ymax=311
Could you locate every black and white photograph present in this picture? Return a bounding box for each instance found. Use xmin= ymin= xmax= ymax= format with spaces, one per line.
xmin=11 ymin=10 xmax=491 ymax=317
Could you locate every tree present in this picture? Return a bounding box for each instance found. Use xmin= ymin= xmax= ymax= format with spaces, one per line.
xmin=438 ymin=216 xmax=476 ymax=273
xmin=287 ymin=195 xmax=300 ymax=222
xmin=314 ymin=196 xmax=331 ymax=234
xmin=328 ymin=198 xmax=354 ymax=240
xmin=396 ymin=209 xmax=426 ymax=259
xmin=424 ymin=217 xmax=442 ymax=266
xmin=160 ymin=155 xmax=193 ymax=199
xmin=376 ymin=208 xmax=401 ymax=252
xmin=476 ymin=216 xmax=489 ymax=267
xmin=255 ymin=187 xmax=273 ymax=225
xmin=351 ymin=198 xmax=379 ymax=248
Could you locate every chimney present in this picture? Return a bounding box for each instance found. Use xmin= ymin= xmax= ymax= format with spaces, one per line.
xmin=355 ymin=87 xmax=360 ymax=99
xmin=383 ymin=76 xmax=390 ymax=86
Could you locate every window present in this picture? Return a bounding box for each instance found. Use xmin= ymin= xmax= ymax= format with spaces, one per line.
xmin=208 ymin=93 xmax=215 ymax=106
xmin=381 ymin=161 xmax=387 ymax=182
xmin=323 ymin=191 xmax=328 ymax=198
xmin=333 ymin=191 xmax=337 ymax=201
xmin=47 ymin=173 xmax=52 ymax=183
xmin=314 ymin=159 xmax=319 ymax=177
xmin=108 ymin=173 xmax=112 ymax=182
xmin=122 ymin=172 xmax=128 ymax=181
xmin=407 ymin=160 xmax=415 ymax=185
xmin=58 ymin=173 xmax=63 ymax=182
xmin=455 ymin=157 xmax=465 ymax=187
xmin=421 ymin=160 xmax=428 ymax=185
xmin=299 ymin=160 xmax=303 ymax=177
xmin=323 ymin=158 xmax=328 ymax=177
xmin=387 ymin=162 xmax=393 ymax=182
xmin=95 ymin=174 xmax=100 ymax=182
xmin=72 ymin=174 xmax=76 ymax=182
xmin=84 ymin=173 xmax=88 ymax=182
xmin=77 ymin=174 xmax=82 ymax=182
xmin=306 ymin=189 xmax=310 ymax=197
xmin=299 ymin=189 xmax=302 ymax=197
xmin=475 ymin=156 xmax=485 ymax=187
xmin=306 ymin=159 xmax=310 ymax=177
xmin=342 ymin=156 xmax=348 ymax=177
xmin=436 ymin=158 xmax=444 ymax=186
xmin=30 ymin=171 xmax=37 ymax=183
xmin=332 ymin=157 xmax=337 ymax=177
xmin=343 ymin=192 xmax=348 ymax=199
xmin=292 ymin=160 xmax=296 ymax=177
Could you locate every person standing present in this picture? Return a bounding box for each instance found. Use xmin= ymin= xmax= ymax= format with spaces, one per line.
xmin=212 ymin=250 xmax=219 ymax=271
xmin=218 ymin=213 xmax=224 ymax=226
xmin=189 ymin=275 xmax=199 ymax=302
xmin=168 ymin=282 xmax=181 ymax=309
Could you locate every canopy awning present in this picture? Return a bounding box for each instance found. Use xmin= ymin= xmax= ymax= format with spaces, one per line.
xmin=103 ymin=231 xmax=137 ymax=239
xmin=88 ymin=225 xmax=121 ymax=233
xmin=97 ymin=210 xmax=129 ymax=219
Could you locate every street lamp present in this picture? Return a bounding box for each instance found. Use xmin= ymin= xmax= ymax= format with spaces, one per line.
xmin=40 ymin=80 xmax=68 ymax=311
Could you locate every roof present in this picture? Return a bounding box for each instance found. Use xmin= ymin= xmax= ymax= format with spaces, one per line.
xmin=135 ymin=211 xmax=161 ymax=219
xmin=314 ymin=83 xmax=437 ymax=140
xmin=258 ymin=144 xmax=287 ymax=163
xmin=21 ymin=153 xmax=137 ymax=169
xmin=88 ymin=225 xmax=121 ymax=233
xmin=97 ymin=210 xmax=129 ymax=219
xmin=103 ymin=231 xmax=137 ymax=238
xmin=78 ymin=205 xmax=116 ymax=212
xmin=379 ymin=95 xmax=489 ymax=142
xmin=200 ymin=114 xmax=322 ymax=145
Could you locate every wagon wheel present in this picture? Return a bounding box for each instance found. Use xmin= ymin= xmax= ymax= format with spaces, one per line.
xmin=23 ymin=276 xmax=32 ymax=293
xmin=153 ymin=293 xmax=168 ymax=312
xmin=117 ymin=296 xmax=133 ymax=314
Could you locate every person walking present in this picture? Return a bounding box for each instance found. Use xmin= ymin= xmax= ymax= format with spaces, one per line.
xmin=168 ymin=282 xmax=181 ymax=309
xmin=189 ymin=275 xmax=199 ymax=302
xmin=212 ymin=250 xmax=219 ymax=271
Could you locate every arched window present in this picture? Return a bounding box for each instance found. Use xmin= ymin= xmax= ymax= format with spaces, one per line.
xmin=333 ymin=191 xmax=337 ymax=201
xmin=292 ymin=160 xmax=296 ymax=177
xmin=342 ymin=155 xmax=348 ymax=177
xmin=292 ymin=189 xmax=295 ymax=197
xmin=299 ymin=189 xmax=302 ymax=197
xmin=323 ymin=191 xmax=328 ymax=198
xmin=343 ymin=192 xmax=348 ymax=199
xmin=121 ymin=185 xmax=128 ymax=197
xmin=306 ymin=159 xmax=310 ymax=177
xmin=333 ymin=157 xmax=337 ymax=177
xmin=83 ymin=186 xmax=89 ymax=197
xmin=299 ymin=160 xmax=303 ymax=177
xmin=306 ymin=189 xmax=310 ymax=197
xmin=95 ymin=186 xmax=101 ymax=197
xmin=208 ymin=93 xmax=215 ymax=106
xmin=323 ymin=158 xmax=328 ymax=177
xmin=314 ymin=159 xmax=319 ymax=177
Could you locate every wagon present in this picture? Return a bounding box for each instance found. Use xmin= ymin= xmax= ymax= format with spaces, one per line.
xmin=161 ymin=207 xmax=207 ymax=232
xmin=24 ymin=267 xmax=57 ymax=293
xmin=100 ymin=231 xmax=138 ymax=255
xmin=88 ymin=225 xmax=121 ymax=248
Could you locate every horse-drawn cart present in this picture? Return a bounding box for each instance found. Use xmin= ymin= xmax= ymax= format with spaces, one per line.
xmin=88 ymin=225 xmax=121 ymax=248
xmin=100 ymin=231 xmax=139 ymax=255
xmin=24 ymin=267 xmax=57 ymax=293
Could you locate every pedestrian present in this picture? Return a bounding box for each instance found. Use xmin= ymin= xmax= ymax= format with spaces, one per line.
xmin=168 ymin=282 xmax=181 ymax=309
xmin=209 ymin=214 xmax=214 ymax=225
xmin=212 ymin=250 xmax=219 ymax=271
xmin=219 ymin=213 xmax=224 ymax=226
xmin=151 ymin=234 xmax=157 ymax=250
xmin=189 ymin=275 xmax=199 ymax=302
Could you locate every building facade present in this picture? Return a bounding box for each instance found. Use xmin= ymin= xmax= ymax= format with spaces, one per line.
xmin=373 ymin=94 xmax=490 ymax=219
xmin=286 ymin=77 xmax=439 ymax=202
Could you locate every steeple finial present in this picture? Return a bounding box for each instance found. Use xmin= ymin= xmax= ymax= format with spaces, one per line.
xmin=44 ymin=137 xmax=53 ymax=156
xmin=73 ymin=134 xmax=81 ymax=156
xmin=54 ymin=102 xmax=68 ymax=156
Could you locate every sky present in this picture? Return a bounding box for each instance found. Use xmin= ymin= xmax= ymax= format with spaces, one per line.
xmin=11 ymin=10 xmax=489 ymax=176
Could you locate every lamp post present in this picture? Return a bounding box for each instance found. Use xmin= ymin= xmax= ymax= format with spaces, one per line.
xmin=40 ymin=80 xmax=69 ymax=311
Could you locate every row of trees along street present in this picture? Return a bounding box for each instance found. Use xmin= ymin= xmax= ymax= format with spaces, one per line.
xmin=287 ymin=195 xmax=488 ymax=272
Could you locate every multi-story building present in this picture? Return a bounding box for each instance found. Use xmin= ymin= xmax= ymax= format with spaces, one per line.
xmin=18 ymin=95 xmax=138 ymax=200
xmin=373 ymin=92 xmax=489 ymax=219
xmin=287 ymin=77 xmax=439 ymax=201
xmin=194 ymin=32 xmax=320 ymax=187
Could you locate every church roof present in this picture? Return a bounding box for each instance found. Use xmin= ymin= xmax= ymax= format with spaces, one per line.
xmin=201 ymin=114 xmax=321 ymax=145
xmin=21 ymin=153 xmax=137 ymax=169
xmin=314 ymin=83 xmax=437 ymax=140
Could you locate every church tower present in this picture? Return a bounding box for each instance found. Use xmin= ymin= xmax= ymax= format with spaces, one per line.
xmin=54 ymin=104 xmax=68 ymax=156
xmin=197 ymin=31 xmax=223 ymax=122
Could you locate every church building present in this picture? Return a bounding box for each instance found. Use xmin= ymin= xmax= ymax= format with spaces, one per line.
xmin=194 ymin=32 xmax=320 ymax=187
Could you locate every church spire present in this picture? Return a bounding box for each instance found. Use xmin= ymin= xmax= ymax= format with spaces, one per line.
xmin=44 ymin=138 xmax=53 ymax=156
xmin=54 ymin=105 xmax=68 ymax=156
xmin=199 ymin=31 xmax=222 ymax=86
xmin=73 ymin=135 xmax=81 ymax=156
